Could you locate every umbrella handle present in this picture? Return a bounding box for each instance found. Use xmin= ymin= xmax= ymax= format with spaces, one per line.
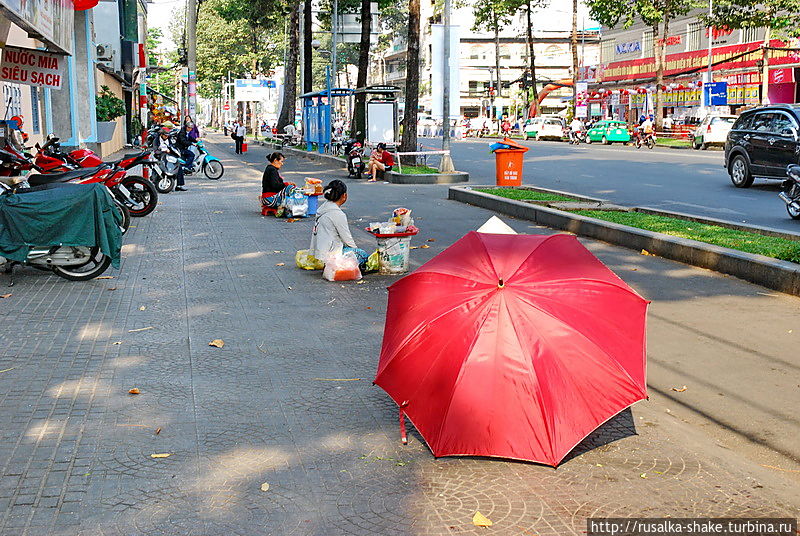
xmin=399 ymin=408 xmax=408 ymax=445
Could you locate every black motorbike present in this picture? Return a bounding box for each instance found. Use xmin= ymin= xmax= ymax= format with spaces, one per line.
xmin=780 ymin=165 xmax=800 ymax=220
xmin=344 ymin=137 xmax=365 ymax=178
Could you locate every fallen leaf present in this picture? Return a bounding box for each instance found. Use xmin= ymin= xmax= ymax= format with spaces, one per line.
xmin=427 ymin=238 xmax=436 ymax=242
xmin=273 ymin=250 xmax=282 ymax=253
xmin=139 ymin=306 xmax=146 ymax=311
xmin=671 ymin=385 xmax=688 ymax=392
xmin=97 ymin=276 xmax=114 ymax=279
xmin=154 ymin=427 xmax=161 ymax=435
xmin=420 ymin=244 xmax=430 ymax=249
xmin=631 ymin=268 xmax=638 ymax=271
xmin=260 ymin=482 xmax=270 ymax=492
xmin=150 ymin=453 xmax=171 ymax=458
xmin=472 ymin=511 xmax=493 ymax=527
xmin=410 ymin=246 xmax=419 ymax=250
xmin=640 ymin=249 xmax=654 ymax=256
xmin=286 ymin=218 xmax=299 ymax=223
xmin=366 ymin=307 xmax=372 ymax=310
xmin=128 ymin=326 xmax=154 ymax=333
xmin=209 ymin=339 xmax=225 ymax=348
xmin=275 ymin=263 xmax=285 ymax=266
xmin=112 ymin=341 xmax=122 ymax=345
xmin=107 ymin=287 xmax=117 ymax=291
xmin=595 ymin=463 xmax=603 ymax=467
xmin=640 ymin=473 xmax=647 ymax=479
xmin=212 ymin=211 xmax=224 ymax=214
xmin=0 ymin=293 xmax=12 ymax=299
xmin=128 ymin=388 xmax=140 ymax=395
xmin=356 ymin=280 xmax=366 ymax=284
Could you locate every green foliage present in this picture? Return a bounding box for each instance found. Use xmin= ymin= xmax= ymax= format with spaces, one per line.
xmin=476 ymin=188 xmax=575 ymax=201
xmin=587 ymin=0 xmax=695 ymax=29
xmin=704 ymin=0 xmax=800 ymax=37
xmin=96 ymin=86 xmax=126 ymax=122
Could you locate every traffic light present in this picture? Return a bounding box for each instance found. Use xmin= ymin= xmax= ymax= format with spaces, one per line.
xmin=488 ymin=86 xmax=496 ymax=97
xmin=521 ymin=71 xmax=529 ymax=89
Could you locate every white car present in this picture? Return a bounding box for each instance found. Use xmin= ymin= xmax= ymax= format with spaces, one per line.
xmin=691 ymin=114 xmax=737 ymax=149
xmin=524 ymin=116 xmax=565 ymax=141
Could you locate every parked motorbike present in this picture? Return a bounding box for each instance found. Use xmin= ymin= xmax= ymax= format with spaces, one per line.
xmin=344 ymin=137 xmax=365 ymax=178
xmin=0 ymin=182 xmax=117 ymax=281
xmin=151 ymin=142 xmax=186 ymax=194
xmin=182 ymin=139 xmax=224 ymax=180
xmin=780 ymin=165 xmax=800 ymax=220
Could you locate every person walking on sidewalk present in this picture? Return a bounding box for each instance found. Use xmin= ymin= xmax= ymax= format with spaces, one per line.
xmin=234 ymin=122 xmax=246 ymax=154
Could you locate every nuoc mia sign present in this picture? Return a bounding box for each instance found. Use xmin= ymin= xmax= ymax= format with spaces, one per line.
xmin=0 ymin=46 xmax=65 ymax=90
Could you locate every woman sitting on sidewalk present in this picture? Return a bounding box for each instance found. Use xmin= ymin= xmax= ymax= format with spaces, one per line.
xmin=310 ymin=180 xmax=368 ymax=269
xmin=367 ymin=143 xmax=394 ymax=182
xmin=261 ymin=152 xmax=295 ymax=214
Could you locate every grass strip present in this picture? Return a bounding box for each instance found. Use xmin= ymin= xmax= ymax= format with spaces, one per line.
xmin=476 ymin=187 xmax=575 ymax=202
xmin=399 ymin=165 xmax=441 ymax=174
xmin=572 ymin=210 xmax=800 ymax=263
xmin=655 ymin=137 xmax=691 ymax=148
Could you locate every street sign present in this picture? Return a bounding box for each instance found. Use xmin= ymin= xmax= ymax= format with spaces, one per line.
xmin=234 ymin=79 xmax=272 ymax=102
xmin=707 ymin=82 xmax=728 ymax=105
xmin=223 ymin=102 xmax=230 ymax=111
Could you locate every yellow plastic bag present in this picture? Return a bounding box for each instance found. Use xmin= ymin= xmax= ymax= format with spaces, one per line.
xmin=365 ymin=250 xmax=380 ymax=273
xmin=295 ymin=249 xmax=324 ymax=270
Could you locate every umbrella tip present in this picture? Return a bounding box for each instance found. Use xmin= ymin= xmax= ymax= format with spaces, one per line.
xmin=498 ymin=279 xmax=504 ymax=289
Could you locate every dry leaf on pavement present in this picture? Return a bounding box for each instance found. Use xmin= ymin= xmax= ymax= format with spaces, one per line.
xmin=154 ymin=427 xmax=161 ymax=435
xmin=410 ymin=246 xmax=418 ymax=250
xmin=640 ymin=473 xmax=647 ymax=478
xmin=112 ymin=341 xmax=122 ymax=345
xmin=150 ymin=453 xmax=171 ymax=458
xmin=472 ymin=511 xmax=493 ymax=527
xmin=427 ymin=238 xmax=436 ymax=242
xmin=0 ymin=293 xmax=12 ymax=299
xmin=260 ymin=482 xmax=270 ymax=492
xmin=209 ymin=339 xmax=225 ymax=348
xmin=671 ymin=386 xmax=688 ymax=392
xmin=139 ymin=306 xmax=146 ymax=311
xmin=275 ymin=263 xmax=285 ymax=266
xmin=128 ymin=388 xmax=140 ymax=395
xmin=420 ymin=245 xmax=430 ymax=249
xmin=97 ymin=276 xmax=114 ymax=279
xmin=107 ymin=287 xmax=117 ymax=291
xmin=640 ymin=249 xmax=654 ymax=256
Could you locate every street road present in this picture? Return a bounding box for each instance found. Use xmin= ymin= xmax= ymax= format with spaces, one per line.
xmin=421 ymin=137 xmax=800 ymax=233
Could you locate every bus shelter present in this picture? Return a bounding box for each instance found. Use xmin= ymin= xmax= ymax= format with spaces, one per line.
xmin=300 ymin=87 xmax=354 ymax=154
xmin=354 ymin=85 xmax=400 ymax=147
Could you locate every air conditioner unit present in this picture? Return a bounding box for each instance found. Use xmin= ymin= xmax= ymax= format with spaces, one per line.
xmin=96 ymin=43 xmax=114 ymax=61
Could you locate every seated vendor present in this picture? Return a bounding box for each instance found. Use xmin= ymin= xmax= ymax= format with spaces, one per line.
xmin=367 ymin=143 xmax=394 ymax=182
xmin=261 ymin=152 xmax=295 ymax=212
xmin=310 ymin=180 xmax=368 ymax=270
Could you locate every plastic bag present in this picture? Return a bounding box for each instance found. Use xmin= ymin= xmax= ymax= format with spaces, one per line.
xmin=323 ymin=251 xmax=362 ymax=282
xmin=365 ymin=250 xmax=380 ymax=273
xmin=295 ymin=249 xmax=324 ymax=270
xmin=392 ymin=207 xmax=413 ymax=227
xmin=285 ymin=190 xmax=308 ymax=217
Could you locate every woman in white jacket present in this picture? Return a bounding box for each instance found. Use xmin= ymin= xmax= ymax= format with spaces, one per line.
xmin=310 ymin=180 xmax=368 ymax=269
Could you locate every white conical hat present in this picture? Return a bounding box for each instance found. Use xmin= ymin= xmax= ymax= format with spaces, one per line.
xmin=476 ymin=216 xmax=517 ymax=235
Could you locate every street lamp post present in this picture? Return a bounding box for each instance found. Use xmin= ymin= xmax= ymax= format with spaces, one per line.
xmin=705 ymin=0 xmax=713 ymax=112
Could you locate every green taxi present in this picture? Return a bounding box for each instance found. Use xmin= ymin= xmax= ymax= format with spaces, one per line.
xmin=587 ymin=120 xmax=631 ymax=145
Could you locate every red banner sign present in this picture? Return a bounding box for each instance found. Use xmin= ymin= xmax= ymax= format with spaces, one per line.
xmin=0 ymin=46 xmax=64 ymax=89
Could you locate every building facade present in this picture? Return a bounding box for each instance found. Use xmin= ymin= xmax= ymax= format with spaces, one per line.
xmin=593 ymin=10 xmax=800 ymax=123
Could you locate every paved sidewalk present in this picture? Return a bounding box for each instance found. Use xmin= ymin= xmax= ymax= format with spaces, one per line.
xmin=0 ymin=133 xmax=797 ymax=535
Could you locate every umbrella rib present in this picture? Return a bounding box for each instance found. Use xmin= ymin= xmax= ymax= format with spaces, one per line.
xmin=514 ymin=276 xmax=646 ymax=301
xmin=512 ymin=292 xmax=646 ymax=396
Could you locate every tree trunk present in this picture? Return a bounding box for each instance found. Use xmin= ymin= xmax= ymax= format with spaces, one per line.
xmin=352 ymin=0 xmax=371 ymax=142
xmin=526 ymin=1 xmax=537 ymax=117
xmin=654 ymin=20 xmax=664 ymax=130
xmin=571 ymin=0 xmax=578 ymax=118
xmin=277 ymin=1 xmax=299 ymax=132
xmin=303 ymin=0 xmax=313 ymax=93
xmin=400 ymin=0 xmax=420 ymax=163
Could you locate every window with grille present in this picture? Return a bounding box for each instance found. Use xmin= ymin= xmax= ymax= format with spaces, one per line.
xmin=643 ymin=30 xmax=653 ymax=56
xmin=2 ymin=83 xmax=22 ymax=118
xmin=30 ymin=87 xmax=40 ymax=134
xmin=601 ymin=39 xmax=615 ymax=63
xmin=688 ymin=22 xmax=702 ymax=50
xmin=742 ymin=27 xmax=760 ymax=43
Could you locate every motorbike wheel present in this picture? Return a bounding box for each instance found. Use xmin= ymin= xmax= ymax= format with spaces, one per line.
xmin=113 ymin=200 xmax=131 ymax=235
xmin=121 ymin=176 xmax=158 ymax=217
xmin=787 ymin=199 xmax=800 ymax=220
xmin=52 ymin=247 xmax=112 ymax=281
xmin=153 ymin=170 xmax=176 ymax=194
xmin=634 ymin=138 xmax=642 ymax=149
xmin=646 ymin=138 xmax=655 ymax=149
xmin=203 ymin=160 xmax=224 ymax=180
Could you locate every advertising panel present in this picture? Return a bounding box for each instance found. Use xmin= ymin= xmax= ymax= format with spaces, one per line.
xmin=234 ymin=79 xmax=274 ymax=102
xmin=0 ymin=45 xmax=65 ymax=89
xmin=0 ymin=0 xmax=73 ymax=54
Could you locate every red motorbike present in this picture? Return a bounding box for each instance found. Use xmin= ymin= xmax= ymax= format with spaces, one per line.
xmin=29 ymin=137 xmax=158 ymax=217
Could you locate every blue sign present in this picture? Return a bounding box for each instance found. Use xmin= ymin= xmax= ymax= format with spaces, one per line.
xmin=266 ymin=80 xmax=276 ymax=88
xmin=616 ymin=41 xmax=641 ymax=55
xmin=707 ymin=82 xmax=728 ymax=105
xmin=235 ymin=79 xmax=270 ymax=87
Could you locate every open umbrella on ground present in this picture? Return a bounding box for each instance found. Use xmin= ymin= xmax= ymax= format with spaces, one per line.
xmin=374 ymin=231 xmax=649 ymax=466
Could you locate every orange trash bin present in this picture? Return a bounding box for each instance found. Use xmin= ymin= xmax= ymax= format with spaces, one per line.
xmin=493 ymin=138 xmax=529 ymax=186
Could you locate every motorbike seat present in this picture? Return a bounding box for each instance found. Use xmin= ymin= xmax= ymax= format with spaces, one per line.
xmin=27 ymin=166 xmax=104 ymax=186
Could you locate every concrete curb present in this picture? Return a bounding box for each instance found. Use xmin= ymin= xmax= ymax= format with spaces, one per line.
xmin=386 ymin=170 xmax=469 ymax=184
xmin=449 ymin=185 xmax=800 ymax=297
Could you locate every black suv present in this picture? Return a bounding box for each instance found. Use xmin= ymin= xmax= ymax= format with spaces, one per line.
xmin=725 ymin=104 xmax=800 ymax=188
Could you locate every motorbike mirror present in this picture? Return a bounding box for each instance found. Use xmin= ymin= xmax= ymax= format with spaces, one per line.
xmin=786 ymin=164 xmax=800 ymax=178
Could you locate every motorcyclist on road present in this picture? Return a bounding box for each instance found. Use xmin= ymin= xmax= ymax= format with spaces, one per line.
xmin=569 ymin=117 xmax=585 ymax=142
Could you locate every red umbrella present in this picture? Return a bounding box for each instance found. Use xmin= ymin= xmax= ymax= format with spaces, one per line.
xmin=374 ymin=232 xmax=649 ymax=466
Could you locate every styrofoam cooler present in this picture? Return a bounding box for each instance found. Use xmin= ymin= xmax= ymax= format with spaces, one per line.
xmin=376 ymin=236 xmax=412 ymax=274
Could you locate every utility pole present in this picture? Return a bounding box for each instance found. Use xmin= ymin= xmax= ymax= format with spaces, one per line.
xmin=186 ymin=0 xmax=198 ymax=119
xmin=439 ymin=0 xmax=455 ymax=172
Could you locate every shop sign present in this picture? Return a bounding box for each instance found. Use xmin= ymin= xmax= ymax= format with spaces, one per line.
xmin=707 ymin=82 xmax=728 ymax=105
xmin=576 ymin=105 xmax=588 ymax=118
xmin=616 ymin=41 xmax=641 ymax=55
xmin=0 ymin=0 xmax=74 ymax=54
xmin=0 ymin=46 xmax=64 ymax=89
xmin=658 ymin=35 xmax=682 ymax=47
xmin=770 ymin=67 xmax=794 ymax=84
